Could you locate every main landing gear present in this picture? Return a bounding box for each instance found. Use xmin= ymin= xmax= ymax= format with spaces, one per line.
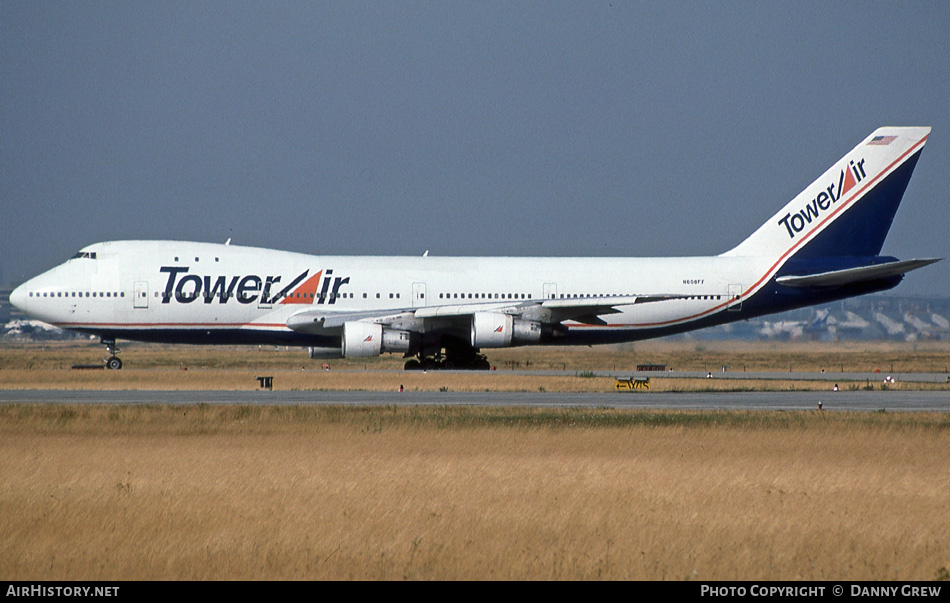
xmin=102 ymin=338 xmax=122 ymax=370
xmin=403 ymin=344 xmax=491 ymax=371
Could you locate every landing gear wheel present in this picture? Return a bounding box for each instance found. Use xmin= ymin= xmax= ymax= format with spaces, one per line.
xmin=404 ymin=359 xmax=421 ymax=370
xmin=101 ymin=338 xmax=122 ymax=370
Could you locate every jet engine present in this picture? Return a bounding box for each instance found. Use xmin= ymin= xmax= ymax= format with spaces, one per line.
xmin=470 ymin=312 xmax=543 ymax=348
xmin=341 ymin=321 xmax=412 ymax=357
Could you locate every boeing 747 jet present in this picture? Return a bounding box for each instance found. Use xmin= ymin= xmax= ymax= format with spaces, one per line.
xmin=11 ymin=127 xmax=937 ymax=369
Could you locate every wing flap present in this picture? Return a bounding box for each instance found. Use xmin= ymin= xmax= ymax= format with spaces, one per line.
xmin=414 ymin=301 xmax=529 ymax=318
xmin=286 ymin=308 xmax=414 ymax=332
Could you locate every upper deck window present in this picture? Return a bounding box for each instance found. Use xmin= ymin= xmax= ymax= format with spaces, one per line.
xmin=70 ymin=251 xmax=97 ymax=260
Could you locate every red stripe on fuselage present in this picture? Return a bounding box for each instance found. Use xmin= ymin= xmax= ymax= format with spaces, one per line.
xmin=55 ymin=322 xmax=289 ymax=329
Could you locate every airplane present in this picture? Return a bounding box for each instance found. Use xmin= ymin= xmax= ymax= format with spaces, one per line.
xmin=10 ymin=126 xmax=939 ymax=370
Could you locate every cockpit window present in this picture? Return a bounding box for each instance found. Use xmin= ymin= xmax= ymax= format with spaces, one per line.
xmin=71 ymin=251 xmax=97 ymax=260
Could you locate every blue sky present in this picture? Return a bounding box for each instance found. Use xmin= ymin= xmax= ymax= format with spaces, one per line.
xmin=2 ymin=1 xmax=948 ymax=295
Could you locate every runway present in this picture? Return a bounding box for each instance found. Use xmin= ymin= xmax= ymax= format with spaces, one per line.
xmin=514 ymin=369 xmax=950 ymax=383
xmin=1 ymin=389 xmax=948 ymax=411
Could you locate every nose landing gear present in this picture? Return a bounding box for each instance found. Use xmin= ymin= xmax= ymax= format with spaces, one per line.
xmin=102 ymin=339 xmax=122 ymax=370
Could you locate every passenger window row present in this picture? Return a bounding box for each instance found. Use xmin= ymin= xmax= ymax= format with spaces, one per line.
xmin=440 ymin=293 xmax=532 ymax=300
xmin=156 ymin=291 xmax=359 ymax=300
xmin=28 ymin=291 xmax=124 ymax=298
xmin=558 ymin=293 xmax=623 ymax=299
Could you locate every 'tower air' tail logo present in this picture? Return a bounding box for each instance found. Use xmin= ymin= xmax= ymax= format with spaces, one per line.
xmin=777 ymin=158 xmax=867 ymax=239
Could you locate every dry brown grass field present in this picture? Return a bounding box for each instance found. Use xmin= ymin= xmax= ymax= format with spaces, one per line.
xmin=0 ymin=405 xmax=948 ymax=581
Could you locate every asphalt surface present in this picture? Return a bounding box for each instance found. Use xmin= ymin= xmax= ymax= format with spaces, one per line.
xmin=1 ymin=388 xmax=947 ymax=411
xmin=516 ymin=369 xmax=950 ymax=383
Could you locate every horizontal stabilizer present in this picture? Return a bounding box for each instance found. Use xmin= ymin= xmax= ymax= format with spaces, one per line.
xmin=775 ymin=258 xmax=940 ymax=288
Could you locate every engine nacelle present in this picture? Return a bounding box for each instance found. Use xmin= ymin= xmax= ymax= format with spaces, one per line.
xmin=470 ymin=312 xmax=543 ymax=348
xmin=308 ymin=346 xmax=343 ymax=359
xmin=342 ymin=322 xmax=412 ymax=358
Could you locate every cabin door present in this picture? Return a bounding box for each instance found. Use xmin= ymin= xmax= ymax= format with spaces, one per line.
xmin=133 ymin=281 xmax=149 ymax=309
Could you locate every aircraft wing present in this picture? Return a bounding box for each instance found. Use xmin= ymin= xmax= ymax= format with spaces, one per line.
xmin=414 ymin=294 xmax=666 ymax=316
xmin=286 ymin=301 xmax=525 ymax=332
xmin=285 ymin=294 xmax=682 ymax=333
xmin=775 ymin=258 xmax=940 ymax=288
xmin=539 ymin=294 xmax=682 ymax=308
xmin=538 ymin=295 xmax=684 ymax=325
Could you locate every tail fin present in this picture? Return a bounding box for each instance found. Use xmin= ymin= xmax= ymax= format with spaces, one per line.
xmin=723 ymin=127 xmax=930 ymax=259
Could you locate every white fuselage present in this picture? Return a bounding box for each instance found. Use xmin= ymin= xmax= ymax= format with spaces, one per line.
xmin=11 ymin=240 xmax=772 ymax=345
